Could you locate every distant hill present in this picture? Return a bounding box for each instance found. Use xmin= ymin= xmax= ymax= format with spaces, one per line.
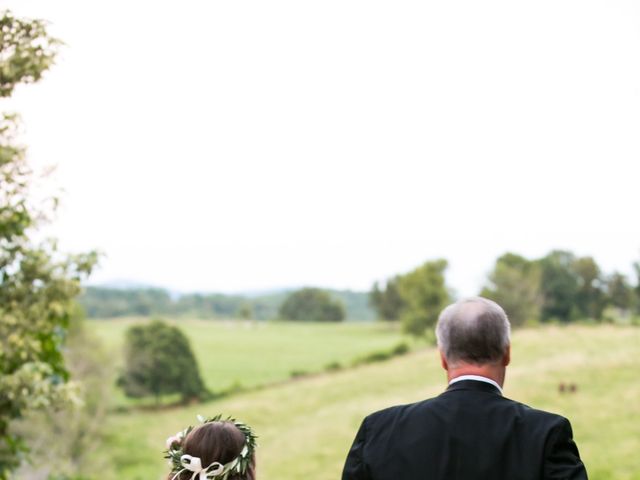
xmin=79 ymin=286 xmax=375 ymax=321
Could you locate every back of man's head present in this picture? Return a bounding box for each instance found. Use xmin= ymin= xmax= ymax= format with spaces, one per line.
xmin=435 ymin=297 xmax=511 ymax=366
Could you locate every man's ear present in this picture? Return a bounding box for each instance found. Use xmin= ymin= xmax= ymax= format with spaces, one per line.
xmin=439 ymin=350 xmax=449 ymax=371
xmin=502 ymin=345 xmax=511 ymax=367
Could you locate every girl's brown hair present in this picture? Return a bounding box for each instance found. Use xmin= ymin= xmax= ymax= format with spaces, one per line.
xmin=168 ymin=422 xmax=256 ymax=480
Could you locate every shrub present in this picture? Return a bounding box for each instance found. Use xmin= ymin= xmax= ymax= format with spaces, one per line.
xmin=117 ymin=320 xmax=206 ymax=403
xmin=391 ymin=342 xmax=410 ymax=356
xmin=354 ymin=342 xmax=412 ymax=367
xmin=324 ymin=361 xmax=343 ymax=372
xmin=279 ymin=288 xmax=345 ymax=322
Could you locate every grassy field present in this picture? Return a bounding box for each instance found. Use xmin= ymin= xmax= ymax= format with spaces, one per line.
xmin=90 ymin=319 xmax=415 ymax=403
xmin=97 ymin=323 xmax=640 ymax=480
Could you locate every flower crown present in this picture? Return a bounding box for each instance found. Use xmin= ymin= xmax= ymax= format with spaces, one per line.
xmin=164 ymin=414 xmax=257 ymax=480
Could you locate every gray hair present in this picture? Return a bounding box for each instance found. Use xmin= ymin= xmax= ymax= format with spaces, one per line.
xmin=435 ymin=297 xmax=511 ymax=365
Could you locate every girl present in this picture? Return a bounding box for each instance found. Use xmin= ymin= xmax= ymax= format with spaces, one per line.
xmin=166 ymin=416 xmax=257 ymax=480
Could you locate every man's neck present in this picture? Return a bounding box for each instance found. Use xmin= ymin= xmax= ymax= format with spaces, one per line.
xmin=446 ymin=363 xmax=506 ymax=388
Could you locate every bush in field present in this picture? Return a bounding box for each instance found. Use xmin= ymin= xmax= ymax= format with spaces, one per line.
xmin=118 ymin=320 xmax=206 ymax=403
xmin=279 ymin=288 xmax=345 ymax=322
xmin=353 ymin=342 xmax=412 ymax=366
xmin=236 ymin=301 xmax=253 ymax=320
xmin=324 ymin=361 xmax=343 ymax=372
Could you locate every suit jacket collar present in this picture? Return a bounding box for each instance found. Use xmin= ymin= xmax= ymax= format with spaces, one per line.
xmin=445 ymin=379 xmax=503 ymax=396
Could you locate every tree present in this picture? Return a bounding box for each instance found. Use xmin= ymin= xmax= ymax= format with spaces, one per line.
xmin=0 ymin=12 xmax=60 ymax=96
xmin=236 ymin=301 xmax=253 ymax=321
xmin=12 ymin=309 xmax=112 ymax=479
xmin=0 ymin=10 xmax=96 ymax=478
xmin=606 ymin=272 xmax=632 ymax=313
xmin=480 ymin=253 xmax=542 ymax=327
xmin=397 ymin=259 xmax=450 ymax=336
xmin=538 ymin=250 xmax=580 ymax=322
xmin=536 ymin=250 xmax=612 ymax=322
xmin=278 ymin=288 xmax=345 ymax=322
xmin=572 ymin=256 xmax=606 ymax=320
xmin=370 ymin=277 xmax=405 ymax=321
xmin=633 ymin=261 xmax=640 ymax=314
xmin=118 ymin=320 xmax=206 ymax=403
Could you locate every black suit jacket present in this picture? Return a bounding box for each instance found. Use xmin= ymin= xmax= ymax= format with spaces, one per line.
xmin=342 ymin=380 xmax=587 ymax=480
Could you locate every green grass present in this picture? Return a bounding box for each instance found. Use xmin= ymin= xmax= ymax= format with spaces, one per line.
xmin=97 ymin=323 xmax=640 ymax=480
xmin=90 ymin=318 xmax=415 ymax=404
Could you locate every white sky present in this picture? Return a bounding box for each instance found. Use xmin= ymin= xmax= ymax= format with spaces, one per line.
xmin=4 ymin=0 xmax=640 ymax=295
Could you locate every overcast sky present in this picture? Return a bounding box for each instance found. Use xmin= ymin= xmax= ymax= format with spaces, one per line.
xmin=4 ymin=1 xmax=640 ymax=295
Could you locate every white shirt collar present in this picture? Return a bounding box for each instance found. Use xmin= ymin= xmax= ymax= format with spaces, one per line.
xmin=449 ymin=374 xmax=503 ymax=395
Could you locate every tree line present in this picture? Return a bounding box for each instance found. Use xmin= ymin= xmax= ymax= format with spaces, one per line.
xmin=370 ymin=250 xmax=640 ymax=335
xmin=79 ymin=286 xmax=374 ymax=321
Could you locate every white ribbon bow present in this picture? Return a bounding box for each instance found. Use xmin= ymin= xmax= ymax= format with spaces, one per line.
xmin=170 ymin=454 xmax=229 ymax=480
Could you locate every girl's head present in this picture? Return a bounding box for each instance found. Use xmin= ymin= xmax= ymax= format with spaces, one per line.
xmin=167 ymin=418 xmax=256 ymax=480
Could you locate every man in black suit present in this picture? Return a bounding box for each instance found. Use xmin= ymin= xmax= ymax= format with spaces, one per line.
xmin=342 ymin=297 xmax=588 ymax=480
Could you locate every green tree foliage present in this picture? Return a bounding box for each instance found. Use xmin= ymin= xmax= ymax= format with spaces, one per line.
xmin=482 ymin=250 xmax=625 ymax=324
xmin=538 ymin=252 xmax=607 ymax=322
xmin=278 ymin=288 xmax=345 ymax=322
xmin=236 ymin=302 xmax=253 ymax=320
xmin=538 ymin=250 xmax=580 ymax=322
xmin=80 ymin=286 xmax=172 ymax=317
xmin=480 ymin=253 xmax=542 ymax=327
xmin=633 ymin=261 xmax=640 ymax=314
xmin=572 ymin=256 xmax=606 ymax=320
xmin=397 ymin=259 xmax=450 ymax=336
xmin=0 ymin=12 xmax=60 ymax=97
xmin=0 ymin=10 xmax=96 ymax=478
xmin=117 ymin=320 xmax=206 ymax=403
xmin=330 ymin=289 xmax=376 ymax=321
xmin=606 ymin=272 xmax=632 ymax=312
xmin=175 ymin=292 xmax=247 ymax=318
xmin=79 ymin=287 xmax=375 ymax=320
xmin=369 ymin=277 xmax=405 ymax=321
xmin=12 ymin=311 xmax=112 ymax=479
